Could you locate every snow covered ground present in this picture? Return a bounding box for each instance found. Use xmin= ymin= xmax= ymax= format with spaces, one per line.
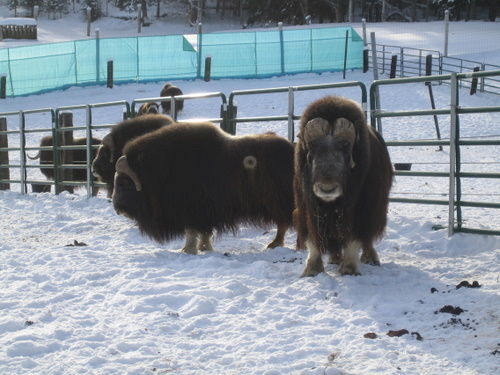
xmin=1 ymin=6 xmax=499 ymax=375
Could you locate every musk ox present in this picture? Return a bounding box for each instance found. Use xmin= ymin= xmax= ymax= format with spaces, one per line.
xmin=294 ymin=96 xmax=393 ymax=277
xmin=91 ymin=114 xmax=173 ymax=198
xmin=137 ymin=102 xmax=160 ymax=116
xmin=112 ymin=121 xmax=295 ymax=254
xmin=28 ymin=135 xmax=102 ymax=194
xmin=160 ymin=83 xmax=184 ymax=116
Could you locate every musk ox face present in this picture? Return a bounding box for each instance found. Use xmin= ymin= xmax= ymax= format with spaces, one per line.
xmin=137 ymin=102 xmax=160 ymax=116
xmin=303 ymin=117 xmax=356 ymax=203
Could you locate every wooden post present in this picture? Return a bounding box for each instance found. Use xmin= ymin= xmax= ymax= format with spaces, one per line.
xmin=0 ymin=118 xmax=10 ymax=190
xmin=59 ymin=112 xmax=74 ymax=194
xmin=0 ymin=75 xmax=6 ymax=99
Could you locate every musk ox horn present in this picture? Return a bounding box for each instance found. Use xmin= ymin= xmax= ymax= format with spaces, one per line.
xmin=334 ymin=117 xmax=356 ymax=168
xmin=303 ymin=117 xmax=330 ymax=145
xmin=115 ymin=155 xmax=142 ymax=192
xmin=243 ymin=155 xmax=257 ymax=170
xmin=102 ymin=133 xmax=115 ymax=163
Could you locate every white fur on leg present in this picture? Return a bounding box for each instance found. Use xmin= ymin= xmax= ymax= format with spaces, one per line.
xmin=339 ymin=240 xmax=361 ymax=275
xmin=198 ymin=232 xmax=214 ymax=251
xmin=182 ymin=228 xmax=199 ymax=255
xmin=301 ymin=239 xmax=325 ymax=277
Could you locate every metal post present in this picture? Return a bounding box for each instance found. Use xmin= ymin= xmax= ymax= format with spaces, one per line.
xmin=85 ymin=105 xmax=93 ymax=198
xmin=343 ymin=29 xmax=349 ymax=79
xmin=278 ymin=22 xmax=285 ymax=74
xmin=425 ymin=54 xmax=442 ymax=151
xmin=197 ymin=23 xmax=203 ymax=79
xmin=362 ymin=18 xmax=367 ymax=46
xmin=480 ymin=63 xmax=485 ymax=92
xmin=58 ymin=112 xmax=74 ymax=194
xmin=0 ymin=118 xmax=10 ymax=190
xmin=95 ymin=29 xmax=100 ymax=84
xmin=448 ymin=73 xmax=458 ymax=236
xmin=370 ymin=32 xmax=382 ymax=133
xmin=389 ymin=55 xmax=397 ymax=78
xmin=86 ymin=7 xmax=91 ymax=37
xmin=287 ymin=87 xmax=295 ymax=142
xmin=400 ymin=47 xmax=404 ymax=77
xmin=138 ymin=7 xmax=142 ymax=33
xmin=444 ymin=10 xmax=449 ymax=57
xmin=19 ymin=112 xmax=26 ymax=194
xmin=170 ymin=97 xmax=177 ymax=121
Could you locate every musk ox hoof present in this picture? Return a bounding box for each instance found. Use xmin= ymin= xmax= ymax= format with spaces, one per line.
xmin=300 ymin=261 xmax=325 ymax=277
xmin=360 ymin=249 xmax=380 ymax=266
xmin=266 ymin=239 xmax=284 ymax=249
xmin=339 ymin=262 xmax=361 ymax=276
xmin=181 ymin=247 xmax=199 ymax=255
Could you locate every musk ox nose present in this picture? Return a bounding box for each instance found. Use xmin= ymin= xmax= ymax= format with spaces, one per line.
xmin=313 ymin=181 xmax=343 ymax=202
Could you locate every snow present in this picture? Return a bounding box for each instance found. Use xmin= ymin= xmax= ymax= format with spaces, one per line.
xmin=1 ymin=4 xmax=500 ymax=375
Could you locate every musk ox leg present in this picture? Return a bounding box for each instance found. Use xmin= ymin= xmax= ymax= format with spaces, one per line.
xmin=339 ymin=240 xmax=361 ymax=276
xmin=360 ymin=244 xmax=381 ymax=266
xmin=293 ymin=208 xmax=307 ymax=250
xmin=182 ymin=228 xmax=199 ymax=255
xmin=198 ymin=231 xmax=214 ymax=251
xmin=301 ymin=239 xmax=325 ymax=277
xmin=266 ymin=223 xmax=287 ymax=249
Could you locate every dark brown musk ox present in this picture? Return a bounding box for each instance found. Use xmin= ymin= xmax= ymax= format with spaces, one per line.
xmin=91 ymin=114 xmax=173 ymax=198
xmin=28 ymin=135 xmax=102 ymax=194
xmin=137 ymin=102 xmax=160 ymax=116
xmin=112 ymin=121 xmax=295 ymax=254
xmin=294 ymin=95 xmax=393 ymax=277
xmin=159 ymin=83 xmax=184 ymax=116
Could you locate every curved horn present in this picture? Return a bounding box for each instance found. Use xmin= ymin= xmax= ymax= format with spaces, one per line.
xmin=115 ymin=155 xmax=142 ymax=192
xmin=334 ymin=118 xmax=356 ymax=168
xmin=26 ymin=152 xmax=40 ymax=160
xmin=102 ymin=133 xmax=114 ymax=163
xmin=303 ymin=117 xmax=330 ymax=145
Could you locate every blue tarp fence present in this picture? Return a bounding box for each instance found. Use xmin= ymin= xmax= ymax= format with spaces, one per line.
xmin=0 ymin=26 xmax=363 ymax=97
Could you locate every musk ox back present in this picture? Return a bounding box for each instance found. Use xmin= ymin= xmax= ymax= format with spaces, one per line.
xmin=29 ymin=135 xmax=101 ymax=194
xmin=160 ymin=83 xmax=184 ymax=115
xmin=112 ymin=122 xmax=294 ymax=250
xmin=91 ymin=114 xmax=173 ymax=197
xmin=294 ymin=95 xmax=393 ymax=277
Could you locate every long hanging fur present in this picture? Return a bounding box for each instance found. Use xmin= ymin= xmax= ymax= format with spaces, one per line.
xmin=115 ymin=122 xmax=295 ymax=245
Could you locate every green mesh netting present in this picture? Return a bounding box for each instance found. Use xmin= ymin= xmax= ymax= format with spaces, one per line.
xmin=0 ymin=26 xmax=363 ymax=97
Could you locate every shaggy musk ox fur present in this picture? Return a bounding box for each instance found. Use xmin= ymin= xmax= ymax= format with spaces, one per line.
xmin=294 ymin=96 xmax=393 ymax=277
xmin=112 ymin=122 xmax=295 ymax=252
xmin=160 ymin=83 xmax=184 ymax=115
xmin=91 ymin=114 xmax=173 ymax=197
xmin=28 ymin=135 xmax=101 ymax=194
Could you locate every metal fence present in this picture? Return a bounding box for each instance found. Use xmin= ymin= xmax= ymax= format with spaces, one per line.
xmin=370 ymin=69 xmax=500 ymax=236
xmin=1 ymin=74 xmax=499 ymax=236
xmin=369 ymin=43 xmax=500 ymax=95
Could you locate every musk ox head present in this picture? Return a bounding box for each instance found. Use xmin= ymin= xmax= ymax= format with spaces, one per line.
xmin=91 ymin=114 xmax=173 ymax=197
xmin=302 ymin=117 xmax=356 ymax=202
xmin=112 ymin=155 xmax=145 ymax=220
xmin=160 ymin=83 xmax=184 ymax=115
xmin=137 ymin=102 xmax=160 ymax=116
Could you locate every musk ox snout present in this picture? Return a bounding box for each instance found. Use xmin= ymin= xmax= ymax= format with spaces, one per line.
xmin=313 ymin=181 xmax=343 ymax=202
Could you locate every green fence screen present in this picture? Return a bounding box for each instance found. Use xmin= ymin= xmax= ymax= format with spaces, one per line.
xmin=0 ymin=26 xmax=363 ymax=97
